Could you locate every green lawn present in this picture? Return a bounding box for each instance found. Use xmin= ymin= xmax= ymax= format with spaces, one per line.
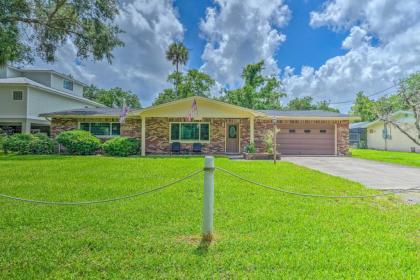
xmin=352 ymin=148 xmax=420 ymax=167
xmin=0 ymin=155 xmax=419 ymax=279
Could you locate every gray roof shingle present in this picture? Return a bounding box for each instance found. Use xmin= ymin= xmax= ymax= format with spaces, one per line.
xmin=257 ymin=110 xmax=349 ymax=117
xmin=39 ymin=107 xmax=129 ymax=117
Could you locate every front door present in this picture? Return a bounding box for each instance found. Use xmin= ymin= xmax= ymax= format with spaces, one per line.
xmin=226 ymin=124 xmax=239 ymax=154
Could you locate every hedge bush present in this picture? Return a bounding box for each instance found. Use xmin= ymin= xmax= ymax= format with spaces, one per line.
xmin=102 ymin=137 xmax=139 ymax=157
xmin=2 ymin=134 xmax=55 ymax=154
xmin=56 ymin=130 xmax=100 ymax=155
xmin=30 ymin=134 xmax=55 ymax=154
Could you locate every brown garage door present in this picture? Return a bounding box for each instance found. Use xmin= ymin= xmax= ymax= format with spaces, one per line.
xmin=276 ymin=124 xmax=335 ymax=155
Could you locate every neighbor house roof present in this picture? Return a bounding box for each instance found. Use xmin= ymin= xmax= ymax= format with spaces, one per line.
xmin=364 ymin=111 xmax=415 ymax=128
xmin=258 ymin=110 xmax=350 ymax=118
xmin=7 ymin=65 xmax=88 ymax=87
xmin=0 ymin=77 xmax=104 ymax=107
xmin=39 ymin=107 xmax=130 ymax=117
xmin=349 ymin=121 xmax=370 ymax=129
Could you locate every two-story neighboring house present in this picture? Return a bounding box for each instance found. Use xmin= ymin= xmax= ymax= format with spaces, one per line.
xmin=0 ymin=65 xmax=105 ymax=134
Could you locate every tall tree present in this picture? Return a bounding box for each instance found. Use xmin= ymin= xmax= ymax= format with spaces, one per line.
xmin=286 ymin=96 xmax=339 ymax=112
xmin=165 ymin=42 xmax=189 ymax=95
xmin=165 ymin=42 xmax=189 ymax=74
xmin=153 ymin=69 xmax=215 ymax=105
xmin=350 ymin=92 xmax=377 ymax=121
xmin=84 ymin=85 xmax=141 ymax=108
xmin=0 ymin=0 xmax=123 ymax=65
xmin=221 ymin=60 xmax=286 ymax=109
xmin=376 ymin=72 xmax=420 ymax=145
xmin=286 ymin=96 xmax=314 ymax=110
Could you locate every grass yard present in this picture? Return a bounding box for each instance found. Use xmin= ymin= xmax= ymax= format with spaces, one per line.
xmin=0 ymin=155 xmax=419 ymax=279
xmin=352 ymin=148 xmax=420 ymax=168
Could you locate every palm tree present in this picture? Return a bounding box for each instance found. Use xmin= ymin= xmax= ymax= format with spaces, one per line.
xmin=165 ymin=42 xmax=189 ymax=73
xmin=165 ymin=42 xmax=189 ymax=96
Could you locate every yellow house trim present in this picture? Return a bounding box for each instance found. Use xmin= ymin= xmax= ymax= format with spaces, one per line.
xmin=132 ymin=96 xmax=265 ymax=118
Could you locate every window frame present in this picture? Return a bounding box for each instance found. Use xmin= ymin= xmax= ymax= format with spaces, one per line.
xmin=13 ymin=91 xmax=23 ymax=101
xmin=78 ymin=122 xmax=120 ymax=138
xmin=169 ymin=122 xmax=211 ymax=143
xmin=63 ymin=79 xmax=74 ymax=91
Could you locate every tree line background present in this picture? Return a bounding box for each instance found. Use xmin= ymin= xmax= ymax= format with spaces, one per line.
xmin=1 ymin=0 xmax=419 ymax=145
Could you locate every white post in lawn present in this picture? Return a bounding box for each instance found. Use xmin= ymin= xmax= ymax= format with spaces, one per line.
xmin=202 ymin=156 xmax=214 ymax=241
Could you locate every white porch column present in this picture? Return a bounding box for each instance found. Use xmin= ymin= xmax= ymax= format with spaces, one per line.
xmin=141 ymin=117 xmax=146 ymax=156
xmin=21 ymin=120 xmax=31 ymax=133
xmin=250 ymin=116 xmax=255 ymax=144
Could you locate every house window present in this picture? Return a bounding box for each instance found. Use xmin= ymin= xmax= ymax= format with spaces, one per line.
xmin=13 ymin=91 xmax=23 ymax=100
xmin=369 ymin=129 xmax=374 ymax=134
xmin=304 ymin=129 xmax=311 ymax=133
xmin=170 ymin=122 xmax=210 ymax=142
xmin=289 ymin=129 xmax=296 ymax=133
xmin=63 ymin=80 xmax=73 ymax=91
xmin=79 ymin=122 xmax=120 ymax=136
xmin=320 ymin=129 xmax=327 ymax=133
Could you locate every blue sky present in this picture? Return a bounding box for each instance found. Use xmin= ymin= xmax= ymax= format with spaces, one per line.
xmin=177 ymin=0 xmax=347 ymax=72
xmin=39 ymin=0 xmax=420 ymax=112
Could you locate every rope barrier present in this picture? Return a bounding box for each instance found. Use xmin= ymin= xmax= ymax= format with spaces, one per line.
xmin=215 ymin=167 xmax=420 ymax=199
xmin=0 ymin=169 xmax=203 ymax=206
xmin=1 ymin=166 xmax=419 ymax=206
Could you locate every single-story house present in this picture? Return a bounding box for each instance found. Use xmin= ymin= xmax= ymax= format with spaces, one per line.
xmin=349 ymin=121 xmax=369 ymax=148
xmin=40 ymin=96 xmax=352 ymax=156
xmin=365 ymin=111 xmax=419 ymax=153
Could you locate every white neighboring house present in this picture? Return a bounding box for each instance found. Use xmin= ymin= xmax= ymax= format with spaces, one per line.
xmin=366 ymin=111 xmax=420 ymax=153
xmin=0 ymin=65 xmax=105 ymax=134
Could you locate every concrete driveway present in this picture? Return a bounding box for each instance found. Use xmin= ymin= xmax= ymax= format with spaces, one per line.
xmin=283 ymin=157 xmax=420 ymax=203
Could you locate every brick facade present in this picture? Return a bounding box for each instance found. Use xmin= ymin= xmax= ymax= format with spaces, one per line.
xmin=51 ymin=118 xmax=78 ymax=138
xmin=145 ymin=117 xmax=231 ymax=155
xmin=337 ymin=120 xmax=350 ymax=155
xmin=50 ymin=116 xmax=350 ymax=156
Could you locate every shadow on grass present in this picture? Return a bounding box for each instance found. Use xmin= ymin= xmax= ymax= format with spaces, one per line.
xmin=194 ymin=239 xmax=212 ymax=256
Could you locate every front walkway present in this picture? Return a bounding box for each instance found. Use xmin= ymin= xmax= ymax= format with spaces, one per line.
xmin=283 ymin=157 xmax=420 ymax=203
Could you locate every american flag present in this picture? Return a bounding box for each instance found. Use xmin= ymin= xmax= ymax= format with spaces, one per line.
xmin=186 ymin=98 xmax=198 ymax=121
xmin=119 ymin=99 xmax=129 ymax=124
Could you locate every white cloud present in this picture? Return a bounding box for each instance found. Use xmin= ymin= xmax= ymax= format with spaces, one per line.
xmin=199 ymin=0 xmax=291 ymax=87
xmin=283 ymin=0 xmax=420 ymax=112
xmin=33 ymin=0 xmax=183 ymax=106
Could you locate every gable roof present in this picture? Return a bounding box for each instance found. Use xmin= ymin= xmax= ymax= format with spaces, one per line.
xmin=0 ymin=77 xmax=104 ymax=107
xmin=132 ymin=96 xmax=264 ymax=117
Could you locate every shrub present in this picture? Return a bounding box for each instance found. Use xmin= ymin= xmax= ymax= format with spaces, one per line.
xmin=0 ymin=130 xmax=6 ymax=151
xmin=3 ymin=134 xmax=33 ymax=154
xmin=102 ymin=137 xmax=139 ymax=157
xmin=263 ymin=131 xmax=274 ymax=154
xmin=30 ymin=134 xmax=55 ymax=154
xmin=245 ymin=143 xmax=256 ymax=153
xmin=2 ymin=133 xmax=54 ymax=154
xmin=56 ymin=130 xmax=100 ymax=155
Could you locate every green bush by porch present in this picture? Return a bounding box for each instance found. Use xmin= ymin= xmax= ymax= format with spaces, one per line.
xmin=102 ymin=137 xmax=139 ymax=157
xmin=2 ymin=134 xmax=55 ymax=155
xmin=56 ymin=130 xmax=101 ymax=155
